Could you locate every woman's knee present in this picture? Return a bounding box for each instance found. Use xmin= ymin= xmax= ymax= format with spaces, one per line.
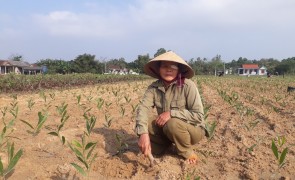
xmin=163 ymin=118 xmax=186 ymax=136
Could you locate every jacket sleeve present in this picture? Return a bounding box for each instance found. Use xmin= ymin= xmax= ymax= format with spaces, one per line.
xmin=170 ymin=81 xmax=204 ymax=125
xmin=135 ymin=85 xmax=155 ymax=135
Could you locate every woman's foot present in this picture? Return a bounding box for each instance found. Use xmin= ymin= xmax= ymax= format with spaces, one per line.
xmin=186 ymin=153 xmax=198 ymax=164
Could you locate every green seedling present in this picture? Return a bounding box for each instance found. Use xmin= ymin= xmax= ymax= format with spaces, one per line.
xmin=247 ymin=144 xmax=257 ymax=153
xmin=112 ymin=90 xmax=118 ymax=97
xmin=124 ymin=96 xmax=131 ymax=103
xmin=83 ymin=114 xmax=96 ymax=137
xmin=86 ymin=95 xmax=93 ymax=102
xmin=119 ymin=106 xmax=125 ymax=117
xmin=205 ymin=121 xmax=217 ymax=141
xmin=69 ymin=134 xmax=98 ymax=177
xmin=39 ymin=91 xmax=47 ymax=103
xmin=114 ymin=133 xmax=128 ymax=156
xmin=271 ymin=136 xmax=288 ymax=168
xmin=103 ymin=114 xmax=113 ymax=128
xmin=1 ymin=107 xmax=8 ymax=121
xmin=27 ymin=98 xmax=35 ymax=111
xmin=244 ymin=119 xmax=260 ymax=131
xmin=203 ymin=105 xmax=211 ymax=120
xmin=184 ymin=169 xmax=200 ymax=180
xmin=20 ymin=112 xmax=48 ymax=135
xmin=48 ymin=103 xmax=70 ymax=145
xmin=76 ymin=95 xmax=82 ymax=105
xmin=49 ymin=92 xmax=55 ymax=100
xmin=0 ymin=142 xmax=23 ymax=178
xmin=96 ymin=98 xmax=104 ymax=110
xmin=105 ymin=102 xmax=112 ymax=108
xmin=131 ymin=104 xmax=139 ymax=113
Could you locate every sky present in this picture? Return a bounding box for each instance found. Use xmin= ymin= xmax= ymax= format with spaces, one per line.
xmin=0 ymin=0 xmax=295 ymax=63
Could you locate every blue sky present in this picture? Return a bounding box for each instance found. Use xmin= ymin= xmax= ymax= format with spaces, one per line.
xmin=0 ymin=0 xmax=295 ymax=63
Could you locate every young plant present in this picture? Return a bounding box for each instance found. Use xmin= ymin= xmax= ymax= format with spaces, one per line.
xmin=96 ymin=98 xmax=104 ymax=110
xmin=0 ymin=142 xmax=23 ymax=178
xmin=20 ymin=112 xmax=48 ymax=135
xmin=83 ymin=114 xmax=96 ymax=137
xmin=114 ymin=133 xmax=128 ymax=156
xmin=247 ymin=144 xmax=257 ymax=153
xmin=49 ymin=92 xmax=55 ymax=100
xmin=244 ymin=119 xmax=260 ymax=132
xmin=184 ymin=169 xmax=200 ymax=180
xmin=124 ymin=96 xmax=131 ymax=104
xmin=68 ymin=134 xmax=98 ymax=177
xmin=27 ymin=98 xmax=35 ymax=111
xmin=103 ymin=114 xmax=113 ymax=128
xmin=271 ymin=136 xmax=288 ymax=168
xmin=205 ymin=121 xmax=217 ymax=141
xmin=39 ymin=91 xmax=47 ymax=103
xmin=119 ymin=106 xmax=125 ymax=117
xmin=48 ymin=103 xmax=70 ymax=145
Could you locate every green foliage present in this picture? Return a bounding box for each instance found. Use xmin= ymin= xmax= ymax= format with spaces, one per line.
xmin=20 ymin=112 xmax=48 ymax=135
xmin=27 ymin=98 xmax=35 ymax=111
xmin=68 ymin=134 xmax=98 ymax=177
xmin=48 ymin=102 xmax=70 ymax=145
xmin=83 ymin=114 xmax=97 ymax=137
xmin=154 ymin=48 xmax=166 ymax=58
xmin=114 ymin=133 xmax=129 ymax=156
xmin=205 ymin=121 xmax=217 ymax=141
xmin=103 ymin=114 xmax=113 ymax=128
xmin=0 ymin=142 xmax=23 ymax=178
xmin=96 ymin=98 xmax=104 ymax=110
xmin=271 ymin=136 xmax=288 ymax=168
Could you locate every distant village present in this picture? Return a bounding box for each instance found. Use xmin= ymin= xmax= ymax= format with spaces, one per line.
xmin=0 ymin=59 xmax=268 ymax=76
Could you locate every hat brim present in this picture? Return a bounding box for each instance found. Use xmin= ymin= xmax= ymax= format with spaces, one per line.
xmin=144 ymin=51 xmax=194 ymax=79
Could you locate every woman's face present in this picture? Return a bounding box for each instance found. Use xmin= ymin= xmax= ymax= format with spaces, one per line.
xmin=159 ymin=61 xmax=179 ymax=82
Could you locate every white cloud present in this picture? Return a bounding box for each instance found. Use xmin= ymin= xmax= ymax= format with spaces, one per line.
xmin=1 ymin=0 xmax=295 ymax=61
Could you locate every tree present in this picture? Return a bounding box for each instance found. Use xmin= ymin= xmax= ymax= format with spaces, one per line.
xmin=9 ymin=54 xmax=23 ymax=61
xmin=154 ymin=48 xmax=166 ymax=58
xmin=275 ymin=57 xmax=295 ymax=75
xmin=133 ymin=54 xmax=150 ymax=74
xmin=37 ymin=59 xmax=71 ymax=74
xmin=71 ymin=54 xmax=100 ymax=73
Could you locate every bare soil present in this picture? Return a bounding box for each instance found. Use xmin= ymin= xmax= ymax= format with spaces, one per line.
xmin=0 ymin=78 xmax=294 ymax=180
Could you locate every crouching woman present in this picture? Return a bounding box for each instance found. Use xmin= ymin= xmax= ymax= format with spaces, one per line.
xmin=135 ymin=51 xmax=207 ymax=164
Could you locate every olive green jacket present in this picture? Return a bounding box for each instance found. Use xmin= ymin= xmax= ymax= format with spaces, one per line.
xmin=135 ymin=78 xmax=205 ymax=135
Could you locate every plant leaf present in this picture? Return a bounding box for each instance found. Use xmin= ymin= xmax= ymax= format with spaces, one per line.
xmin=279 ymin=148 xmax=288 ymax=167
xmin=6 ymin=149 xmax=23 ymax=175
xmin=62 ymin=136 xmax=66 ymax=145
xmin=48 ymin=132 xmax=59 ymax=136
xmin=72 ymin=140 xmax=82 ymax=148
xmin=0 ymin=157 xmax=3 ymax=175
xmin=20 ymin=120 xmax=34 ymax=129
xmin=271 ymin=140 xmax=279 ymax=160
xmin=77 ymin=157 xmax=88 ymax=170
xmin=70 ymin=163 xmax=87 ymax=177
xmin=85 ymin=142 xmax=96 ymax=150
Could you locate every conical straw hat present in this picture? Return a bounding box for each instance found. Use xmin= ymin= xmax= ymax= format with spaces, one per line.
xmin=144 ymin=51 xmax=194 ymax=79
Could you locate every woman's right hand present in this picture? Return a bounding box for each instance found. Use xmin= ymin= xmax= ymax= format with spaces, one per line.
xmin=138 ymin=133 xmax=151 ymax=156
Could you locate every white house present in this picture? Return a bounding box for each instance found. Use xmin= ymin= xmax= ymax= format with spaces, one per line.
xmin=238 ymin=64 xmax=267 ymax=76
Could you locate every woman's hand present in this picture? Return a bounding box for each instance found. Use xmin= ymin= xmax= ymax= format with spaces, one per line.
xmin=138 ymin=133 xmax=151 ymax=156
xmin=155 ymin=111 xmax=171 ymax=127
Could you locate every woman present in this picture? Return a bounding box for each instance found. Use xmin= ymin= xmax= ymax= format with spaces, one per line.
xmin=135 ymin=51 xmax=207 ymax=164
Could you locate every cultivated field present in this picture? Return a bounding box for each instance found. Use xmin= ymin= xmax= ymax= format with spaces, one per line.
xmin=0 ymin=75 xmax=294 ymax=179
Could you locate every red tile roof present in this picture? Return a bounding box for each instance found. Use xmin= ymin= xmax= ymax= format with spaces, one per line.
xmin=242 ymin=64 xmax=259 ymax=69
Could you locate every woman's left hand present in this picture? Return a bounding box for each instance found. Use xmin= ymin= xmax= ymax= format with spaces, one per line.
xmin=155 ymin=111 xmax=171 ymax=127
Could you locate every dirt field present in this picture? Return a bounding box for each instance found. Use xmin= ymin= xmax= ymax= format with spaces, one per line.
xmin=0 ymin=76 xmax=294 ymax=179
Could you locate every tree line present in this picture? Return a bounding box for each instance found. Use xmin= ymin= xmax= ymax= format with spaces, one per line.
xmin=34 ymin=48 xmax=294 ymax=75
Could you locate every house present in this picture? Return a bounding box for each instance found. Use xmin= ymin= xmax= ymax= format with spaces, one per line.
xmin=0 ymin=60 xmax=43 ymax=75
xmin=106 ymin=65 xmax=130 ymax=75
xmin=238 ymin=64 xmax=267 ymax=76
